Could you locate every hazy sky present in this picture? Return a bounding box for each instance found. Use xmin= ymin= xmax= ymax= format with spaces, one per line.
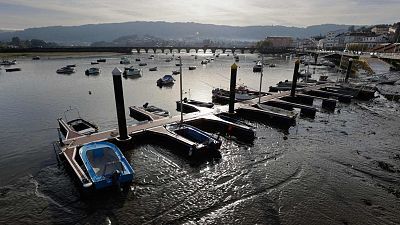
xmin=0 ymin=0 xmax=399 ymax=29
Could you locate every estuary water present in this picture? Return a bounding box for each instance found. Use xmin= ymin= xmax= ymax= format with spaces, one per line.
xmin=0 ymin=53 xmax=399 ymax=225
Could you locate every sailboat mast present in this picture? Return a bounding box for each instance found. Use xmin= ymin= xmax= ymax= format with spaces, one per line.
xmin=258 ymin=54 xmax=264 ymax=104
xmin=179 ymin=57 xmax=183 ymax=124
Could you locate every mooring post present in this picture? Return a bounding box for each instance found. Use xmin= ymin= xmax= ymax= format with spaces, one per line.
xmin=291 ymin=60 xmax=300 ymax=97
xmin=345 ymin=58 xmax=353 ymax=83
xmin=229 ymin=63 xmax=238 ymax=113
xmin=112 ymin=67 xmax=129 ymax=141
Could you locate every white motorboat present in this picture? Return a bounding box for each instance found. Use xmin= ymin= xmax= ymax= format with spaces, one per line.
xmin=123 ymin=67 xmax=142 ymax=77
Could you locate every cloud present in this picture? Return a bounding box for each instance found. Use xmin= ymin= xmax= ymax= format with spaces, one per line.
xmin=0 ymin=0 xmax=398 ymax=29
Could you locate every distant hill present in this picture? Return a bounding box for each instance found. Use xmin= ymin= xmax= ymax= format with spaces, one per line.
xmin=0 ymin=21 xmax=352 ymax=44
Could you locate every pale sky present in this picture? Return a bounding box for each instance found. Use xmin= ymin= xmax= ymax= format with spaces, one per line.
xmin=0 ymin=0 xmax=399 ymax=29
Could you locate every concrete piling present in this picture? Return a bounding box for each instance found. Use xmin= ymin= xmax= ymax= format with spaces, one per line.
xmin=291 ymin=60 xmax=300 ymax=97
xmin=112 ymin=67 xmax=129 ymax=141
xmin=345 ymin=58 xmax=353 ymax=83
xmin=229 ymin=63 xmax=238 ymax=113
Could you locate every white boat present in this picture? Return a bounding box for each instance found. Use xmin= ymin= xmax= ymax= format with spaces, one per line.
xmin=123 ymin=67 xmax=142 ymax=77
xmin=253 ymin=61 xmax=263 ymax=72
xmin=85 ymin=67 xmax=100 ymax=75
xmin=0 ymin=60 xmax=16 ymax=66
xmin=57 ymin=66 xmax=75 ymax=74
xmin=120 ymin=57 xmax=131 ymax=64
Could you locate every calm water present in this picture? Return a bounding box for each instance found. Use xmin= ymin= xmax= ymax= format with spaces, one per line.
xmin=0 ymin=53 xmax=399 ymax=224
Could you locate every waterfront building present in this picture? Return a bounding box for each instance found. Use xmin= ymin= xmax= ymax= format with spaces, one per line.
xmin=265 ymin=36 xmax=294 ymax=48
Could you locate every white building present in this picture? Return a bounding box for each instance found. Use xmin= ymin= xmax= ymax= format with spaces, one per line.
xmin=324 ymin=30 xmax=346 ymax=48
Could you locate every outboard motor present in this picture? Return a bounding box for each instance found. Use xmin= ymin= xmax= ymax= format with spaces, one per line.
xmin=111 ymin=170 xmax=121 ymax=189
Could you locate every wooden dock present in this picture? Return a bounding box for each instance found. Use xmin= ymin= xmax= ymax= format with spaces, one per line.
xmin=58 ymin=82 xmax=373 ymax=188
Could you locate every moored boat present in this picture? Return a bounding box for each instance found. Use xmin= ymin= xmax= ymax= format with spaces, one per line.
xmin=201 ymin=60 xmax=208 ymax=65
xmin=32 ymin=56 xmax=40 ymax=60
xmin=79 ymin=141 xmax=134 ymax=190
xmin=253 ymin=61 xmax=263 ymax=72
xmin=172 ymin=70 xmax=180 ymax=75
xmin=139 ymin=62 xmax=147 ymax=66
xmin=85 ymin=67 xmax=100 ymax=75
xmin=157 ymin=75 xmax=175 ymax=86
xmin=183 ymin=97 xmax=214 ymax=108
xmin=0 ymin=60 xmax=17 ymax=66
xmin=188 ymin=66 xmax=197 ymax=70
xmin=57 ymin=107 xmax=98 ymax=141
xmin=91 ymin=62 xmax=99 ymax=65
xmin=57 ymin=66 xmax=75 ymax=74
xmin=149 ymin=67 xmax=158 ymax=71
xmin=165 ymin=123 xmax=222 ymax=157
xmin=120 ymin=57 xmax=131 ymax=65
xmin=97 ymin=58 xmax=106 ymax=62
xmin=5 ymin=68 xmax=21 ymax=72
xmin=129 ymin=103 xmax=170 ymax=121
xmin=123 ymin=67 xmax=142 ymax=77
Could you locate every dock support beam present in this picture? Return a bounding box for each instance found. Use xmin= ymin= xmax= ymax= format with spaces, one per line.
xmin=291 ymin=60 xmax=300 ymax=97
xmin=229 ymin=63 xmax=238 ymax=113
xmin=112 ymin=67 xmax=129 ymax=141
xmin=345 ymin=58 xmax=353 ymax=83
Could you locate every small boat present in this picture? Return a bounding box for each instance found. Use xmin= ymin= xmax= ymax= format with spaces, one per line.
xmin=139 ymin=63 xmax=147 ymax=66
xmin=79 ymin=141 xmax=134 ymax=190
xmin=178 ymin=97 xmax=214 ymax=108
xmin=253 ymin=61 xmax=263 ymax=72
xmin=32 ymin=56 xmax=40 ymax=60
xmin=142 ymin=103 xmax=170 ymax=117
xmin=188 ymin=66 xmax=197 ymax=70
xmin=120 ymin=57 xmax=131 ymax=65
xmin=91 ymin=62 xmax=99 ymax=65
xmin=201 ymin=60 xmax=208 ymax=65
xmin=149 ymin=67 xmax=158 ymax=71
xmin=175 ymin=63 xmax=182 ymax=66
xmin=129 ymin=103 xmax=170 ymax=121
xmin=57 ymin=66 xmax=75 ymax=74
xmin=85 ymin=67 xmax=100 ymax=75
xmin=135 ymin=58 xmax=141 ymax=62
xmin=57 ymin=107 xmax=98 ymax=140
xmin=165 ymin=58 xmax=172 ymax=62
xmin=165 ymin=123 xmax=222 ymax=157
xmin=172 ymin=70 xmax=180 ymax=75
xmin=97 ymin=58 xmax=106 ymax=62
xmin=212 ymin=86 xmax=258 ymax=103
xmin=269 ymin=64 xmax=276 ymax=68
xmin=5 ymin=68 xmax=21 ymax=72
xmin=123 ymin=67 xmax=142 ymax=77
xmin=157 ymin=75 xmax=175 ymax=86
xmin=0 ymin=60 xmax=17 ymax=66
xmin=66 ymin=64 xmax=76 ymax=68
xmin=298 ymin=69 xmax=312 ymax=78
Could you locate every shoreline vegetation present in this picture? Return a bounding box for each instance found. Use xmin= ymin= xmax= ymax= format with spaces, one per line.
xmin=0 ymin=52 xmax=124 ymax=59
